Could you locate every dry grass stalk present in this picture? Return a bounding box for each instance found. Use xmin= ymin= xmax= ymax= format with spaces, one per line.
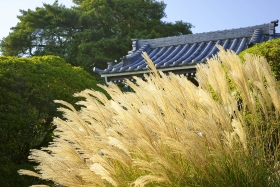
xmin=19 ymin=46 xmax=280 ymax=186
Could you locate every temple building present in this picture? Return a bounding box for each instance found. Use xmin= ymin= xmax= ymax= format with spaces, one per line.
xmin=93 ymin=20 xmax=279 ymax=84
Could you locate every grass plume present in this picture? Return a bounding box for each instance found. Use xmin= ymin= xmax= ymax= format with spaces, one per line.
xmin=19 ymin=46 xmax=280 ymax=186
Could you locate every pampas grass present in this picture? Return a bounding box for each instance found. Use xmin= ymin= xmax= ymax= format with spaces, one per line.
xmin=19 ymin=46 xmax=280 ymax=186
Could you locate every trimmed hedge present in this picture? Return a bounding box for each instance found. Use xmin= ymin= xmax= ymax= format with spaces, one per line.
xmin=0 ymin=55 xmax=105 ymax=187
xmin=239 ymin=38 xmax=280 ymax=81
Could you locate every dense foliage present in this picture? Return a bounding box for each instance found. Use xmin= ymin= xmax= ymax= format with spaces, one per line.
xmin=239 ymin=38 xmax=280 ymax=81
xmin=19 ymin=47 xmax=280 ymax=186
xmin=0 ymin=0 xmax=193 ymax=73
xmin=0 ymin=56 xmax=104 ymax=187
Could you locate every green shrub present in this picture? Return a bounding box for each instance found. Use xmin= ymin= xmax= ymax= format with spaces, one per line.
xmin=19 ymin=48 xmax=280 ymax=186
xmin=0 ymin=55 xmax=105 ymax=187
xmin=239 ymin=38 xmax=280 ymax=81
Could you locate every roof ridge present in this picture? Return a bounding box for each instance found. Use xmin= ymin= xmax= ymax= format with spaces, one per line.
xmin=137 ymin=23 xmax=271 ymax=48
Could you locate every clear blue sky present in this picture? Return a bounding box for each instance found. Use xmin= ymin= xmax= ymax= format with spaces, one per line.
xmin=0 ymin=0 xmax=279 ymax=41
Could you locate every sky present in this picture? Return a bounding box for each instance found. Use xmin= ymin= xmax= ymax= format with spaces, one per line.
xmin=0 ymin=0 xmax=279 ymax=41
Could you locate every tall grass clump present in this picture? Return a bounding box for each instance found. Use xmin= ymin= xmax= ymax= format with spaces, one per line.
xmin=19 ymin=46 xmax=280 ymax=186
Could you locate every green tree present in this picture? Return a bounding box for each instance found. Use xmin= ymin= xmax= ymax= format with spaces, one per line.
xmin=0 ymin=1 xmax=79 ymax=58
xmin=74 ymin=0 xmax=193 ymax=70
xmin=239 ymin=38 xmax=280 ymax=81
xmin=0 ymin=55 xmax=105 ymax=187
xmin=0 ymin=0 xmax=193 ymax=73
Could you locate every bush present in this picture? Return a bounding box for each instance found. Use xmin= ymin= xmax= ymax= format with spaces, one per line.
xmin=0 ymin=55 xmax=105 ymax=187
xmin=19 ymin=47 xmax=280 ymax=186
xmin=239 ymin=38 xmax=280 ymax=81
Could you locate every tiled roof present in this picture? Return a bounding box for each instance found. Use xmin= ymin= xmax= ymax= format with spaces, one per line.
xmin=94 ymin=20 xmax=279 ymax=76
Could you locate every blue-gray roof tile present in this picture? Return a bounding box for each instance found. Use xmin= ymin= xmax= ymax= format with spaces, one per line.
xmin=93 ymin=20 xmax=279 ymax=75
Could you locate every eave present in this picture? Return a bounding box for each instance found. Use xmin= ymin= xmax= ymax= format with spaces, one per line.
xmin=101 ymin=65 xmax=197 ymax=83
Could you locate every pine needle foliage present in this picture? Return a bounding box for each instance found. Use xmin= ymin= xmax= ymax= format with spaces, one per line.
xmin=19 ymin=46 xmax=280 ymax=186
